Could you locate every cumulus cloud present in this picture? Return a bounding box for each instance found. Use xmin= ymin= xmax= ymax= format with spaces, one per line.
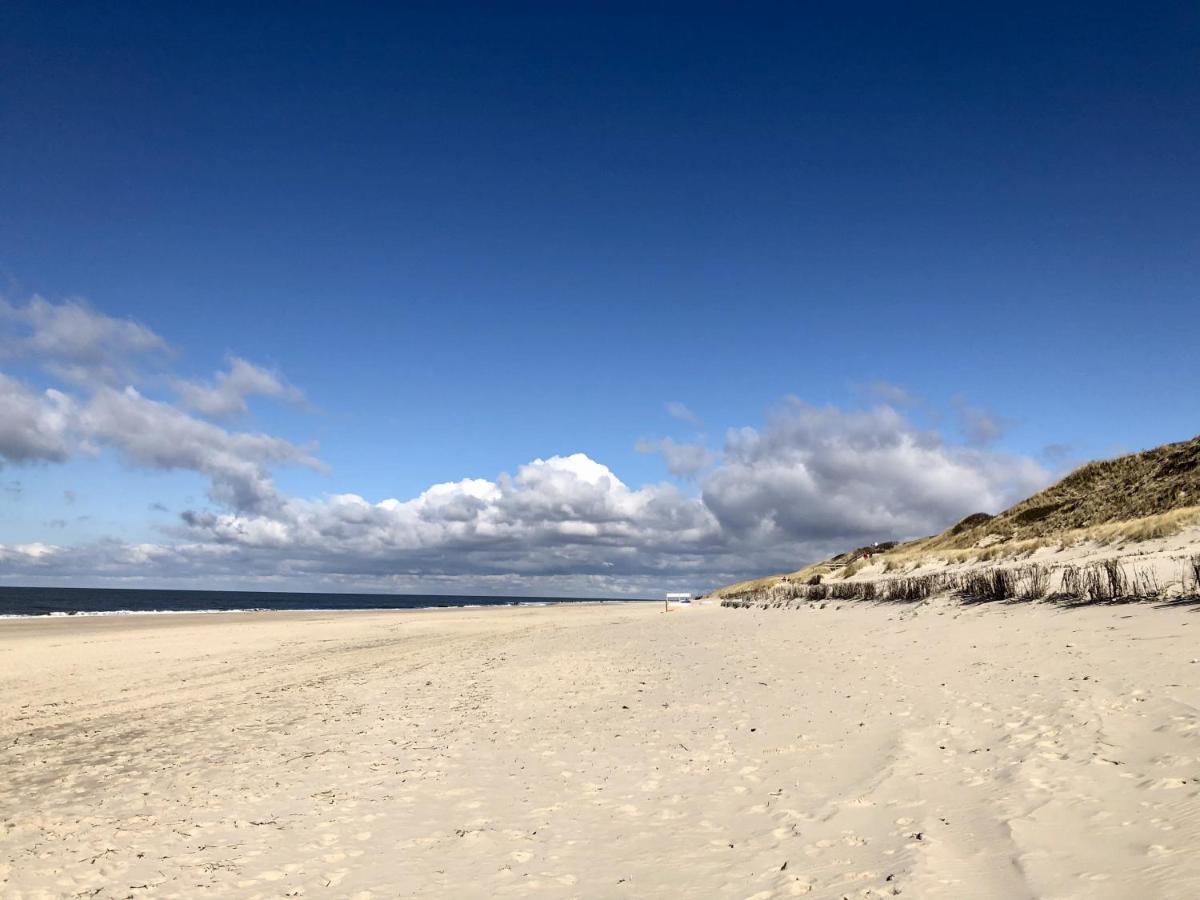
xmin=79 ymin=386 xmax=321 ymax=511
xmin=0 ymin=296 xmax=169 ymax=384
xmin=175 ymin=357 xmax=305 ymax=419
xmin=172 ymin=454 xmax=720 ymax=575
xmin=0 ymin=296 xmax=1057 ymax=594
xmin=702 ymin=399 xmax=1048 ymax=545
xmin=0 ymin=400 xmax=1052 ymax=595
xmin=860 ymin=380 xmax=917 ymax=407
xmin=0 ymin=370 xmax=320 ymax=512
xmin=952 ymin=396 xmax=1012 ymax=447
xmin=0 ymin=541 xmax=61 ymax=564
xmin=636 ymin=437 xmax=714 ymax=477
xmin=665 ymin=401 xmax=700 ymax=425
xmin=0 ymin=296 xmax=318 ymax=510
xmin=0 ymin=373 xmax=76 ymax=465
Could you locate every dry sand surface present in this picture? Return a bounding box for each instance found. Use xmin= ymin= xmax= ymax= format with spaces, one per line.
xmin=4 ymin=600 xmax=1200 ymax=899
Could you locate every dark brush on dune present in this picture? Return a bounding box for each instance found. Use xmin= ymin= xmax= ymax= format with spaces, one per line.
xmin=959 ymin=568 xmax=1016 ymax=604
xmin=954 ymin=565 xmax=1049 ymax=603
xmin=1073 ymin=560 xmax=1133 ymax=604
xmin=1021 ymin=565 xmax=1050 ymax=600
xmin=721 ymin=559 xmax=1200 ymax=609
xmin=882 ymin=576 xmax=941 ymax=603
xmin=722 ymin=573 xmax=949 ymax=607
xmin=830 ymin=582 xmax=860 ymax=600
xmin=1056 ymin=559 xmax=1168 ymax=604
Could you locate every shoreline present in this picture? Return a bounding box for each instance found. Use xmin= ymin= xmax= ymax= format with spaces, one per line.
xmin=0 ymin=599 xmax=648 ymax=621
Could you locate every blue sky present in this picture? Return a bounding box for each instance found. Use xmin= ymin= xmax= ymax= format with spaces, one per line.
xmin=1 ymin=3 xmax=1197 ymax=595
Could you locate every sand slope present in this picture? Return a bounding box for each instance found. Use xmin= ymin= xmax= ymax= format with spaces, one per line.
xmin=3 ymin=601 xmax=1200 ymax=898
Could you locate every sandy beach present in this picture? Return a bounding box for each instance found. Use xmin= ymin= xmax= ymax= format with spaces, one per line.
xmin=3 ymin=601 xmax=1200 ymax=899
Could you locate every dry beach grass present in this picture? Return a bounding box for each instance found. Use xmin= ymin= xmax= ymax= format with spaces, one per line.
xmin=4 ymin=601 xmax=1200 ymax=898
xmin=711 ymin=435 xmax=1200 ymax=603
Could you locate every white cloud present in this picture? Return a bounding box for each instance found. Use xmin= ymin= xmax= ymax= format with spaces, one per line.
xmin=0 ymin=374 xmax=76 ymax=465
xmin=0 ymin=542 xmax=60 ymax=562
xmin=0 ymin=372 xmax=319 ymax=512
xmin=1 ymin=296 xmax=169 ymax=384
xmin=79 ymin=386 xmax=321 ymax=512
xmin=175 ymin=357 xmax=305 ymax=419
xmin=952 ymin=396 xmax=1012 ymax=447
xmin=0 ymin=296 xmax=1056 ymax=594
xmin=172 ymin=454 xmax=720 ymax=572
xmin=701 ymin=399 xmax=1048 ymax=545
xmin=0 ymin=400 xmax=1051 ymax=595
xmin=861 ymin=380 xmax=916 ymax=407
xmin=636 ymin=437 xmax=714 ymax=477
xmin=0 ymin=296 xmax=318 ymax=510
xmin=665 ymin=401 xmax=700 ymax=424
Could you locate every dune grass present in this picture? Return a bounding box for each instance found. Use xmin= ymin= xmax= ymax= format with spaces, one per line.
xmin=721 ymin=555 xmax=1200 ymax=609
xmin=710 ymin=435 xmax=1200 ymax=601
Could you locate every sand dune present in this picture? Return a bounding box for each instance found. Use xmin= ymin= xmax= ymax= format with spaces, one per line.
xmin=3 ymin=601 xmax=1200 ymax=898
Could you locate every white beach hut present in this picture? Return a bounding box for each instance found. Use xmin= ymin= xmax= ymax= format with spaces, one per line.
xmin=665 ymin=592 xmax=694 ymax=610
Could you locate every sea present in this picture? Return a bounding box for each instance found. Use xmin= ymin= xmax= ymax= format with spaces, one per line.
xmin=0 ymin=585 xmax=654 ymax=618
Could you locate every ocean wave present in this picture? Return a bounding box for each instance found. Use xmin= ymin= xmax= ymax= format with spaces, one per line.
xmin=0 ymin=599 xmax=606 ymax=619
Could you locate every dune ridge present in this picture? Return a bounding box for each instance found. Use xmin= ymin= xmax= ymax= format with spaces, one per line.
xmin=711 ymin=434 xmax=1200 ymax=608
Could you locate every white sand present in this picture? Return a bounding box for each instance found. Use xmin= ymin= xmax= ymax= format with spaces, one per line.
xmin=3 ymin=600 xmax=1200 ymax=898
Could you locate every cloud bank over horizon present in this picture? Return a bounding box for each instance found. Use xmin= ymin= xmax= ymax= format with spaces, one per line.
xmin=0 ymin=297 xmax=1053 ymax=596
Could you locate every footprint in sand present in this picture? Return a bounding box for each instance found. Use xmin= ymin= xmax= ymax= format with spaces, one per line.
xmin=321 ymin=868 xmax=350 ymax=887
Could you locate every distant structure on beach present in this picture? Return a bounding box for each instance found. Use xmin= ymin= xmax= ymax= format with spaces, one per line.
xmin=666 ymin=592 xmax=694 ymax=604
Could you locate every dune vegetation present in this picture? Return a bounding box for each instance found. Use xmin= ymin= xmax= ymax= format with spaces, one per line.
xmin=713 ymin=434 xmax=1200 ymax=607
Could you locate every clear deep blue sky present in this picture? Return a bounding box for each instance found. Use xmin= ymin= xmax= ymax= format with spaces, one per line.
xmin=2 ymin=2 xmax=1199 ymax=574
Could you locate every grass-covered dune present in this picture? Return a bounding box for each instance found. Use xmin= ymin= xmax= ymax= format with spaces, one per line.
xmin=712 ymin=434 xmax=1200 ymax=606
